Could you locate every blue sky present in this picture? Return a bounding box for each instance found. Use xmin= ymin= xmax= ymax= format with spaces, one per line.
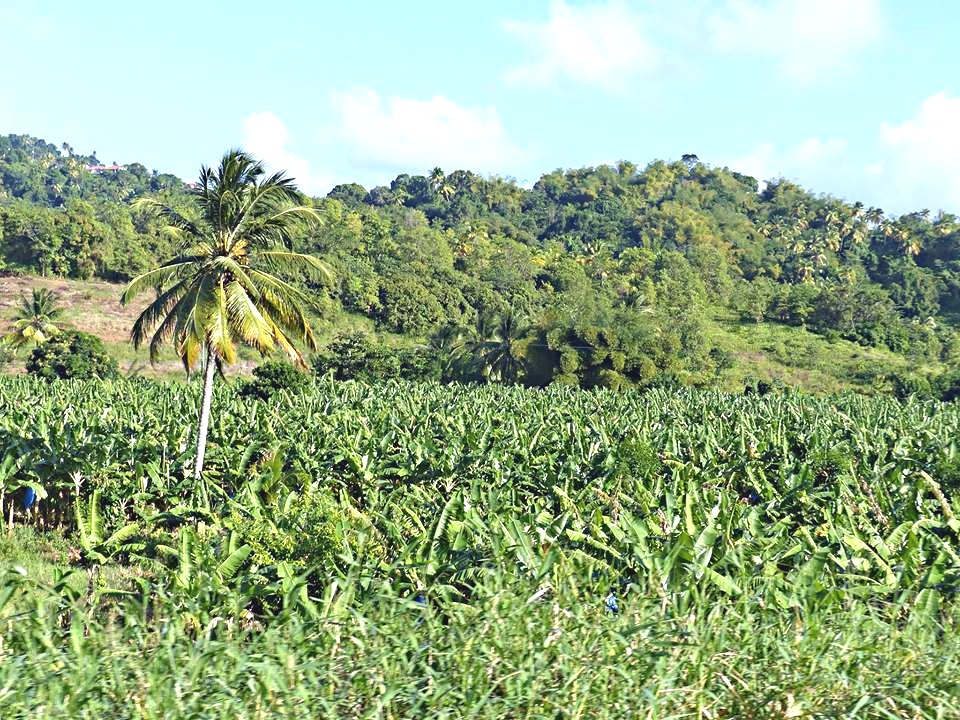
xmin=3 ymin=0 xmax=959 ymax=214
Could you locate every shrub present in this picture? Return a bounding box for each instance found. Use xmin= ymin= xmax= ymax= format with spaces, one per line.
xmin=375 ymin=275 xmax=444 ymax=335
xmin=807 ymin=447 xmax=852 ymax=484
xmin=0 ymin=341 xmax=15 ymax=369
xmin=888 ymin=371 xmax=933 ymax=400
xmin=743 ymin=376 xmax=787 ymax=396
xmin=240 ymin=360 xmax=309 ymax=400
xmin=25 ymin=330 xmax=117 ymax=380
xmin=933 ymin=454 xmax=960 ymax=490
xmin=932 ymin=369 xmax=960 ymax=402
xmin=313 ymin=331 xmax=439 ymax=382
xmin=615 ymin=437 xmax=662 ymax=481
xmin=708 ymin=347 xmax=735 ymax=374
xmin=232 ymin=490 xmax=342 ymax=572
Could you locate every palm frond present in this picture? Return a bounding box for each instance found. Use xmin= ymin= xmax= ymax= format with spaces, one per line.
xmin=207 ymin=281 xmax=237 ymax=365
xmin=130 ymin=278 xmax=191 ymax=350
xmin=269 ymin=322 xmax=308 ymax=368
xmin=146 ymin=277 xmax=209 ymax=364
xmin=209 ymin=255 xmax=261 ymax=300
xmin=225 ymin=280 xmax=274 ymax=353
xmin=253 ymin=250 xmax=332 ymax=281
xmin=121 ymin=258 xmax=203 ymax=305
xmin=133 ymin=197 xmax=202 ymax=237
xmin=126 ymin=149 xmax=325 ymax=369
xmin=247 ymin=269 xmax=321 ymax=309
xmin=256 ymin=286 xmax=317 ymax=351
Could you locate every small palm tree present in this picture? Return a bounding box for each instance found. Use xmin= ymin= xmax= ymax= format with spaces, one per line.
xmin=429 ymin=167 xmax=455 ymax=202
xmin=428 ymin=324 xmax=465 ymax=381
xmin=7 ymin=288 xmax=63 ymax=347
xmin=429 ymin=167 xmax=444 ymax=193
xmin=121 ymin=150 xmax=330 ymax=478
xmin=459 ymin=309 xmax=530 ymax=384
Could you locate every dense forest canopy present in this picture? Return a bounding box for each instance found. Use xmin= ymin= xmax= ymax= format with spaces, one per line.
xmin=2 ymin=133 xmax=959 ymax=389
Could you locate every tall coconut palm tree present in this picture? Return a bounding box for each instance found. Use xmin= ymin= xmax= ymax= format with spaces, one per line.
xmin=121 ymin=150 xmax=330 ymax=478
xmin=7 ymin=288 xmax=63 ymax=347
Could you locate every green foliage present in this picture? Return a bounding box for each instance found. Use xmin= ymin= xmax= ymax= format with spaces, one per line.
xmin=743 ymin=375 xmax=789 ymax=395
xmin=230 ymin=489 xmax=342 ymax=572
xmin=933 ymin=368 xmax=960 ymax=402
xmin=313 ymin=330 xmax=438 ymax=382
xmin=0 ymin=340 xmax=15 ymax=368
xmin=25 ymin=330 xmax=117 ymax=380
xmin=6 ymin=287 xmax=63 ymax=346
xmin=1 ymin=376 xmax=960 ymax=715
xmin=374 ymin=273 xmax=445 ymax=335
xmin=121 ymin=149 xmax=329 ymax=371
xmin=5 ymin=133 xmax=960 ymax=392
xmin=806 ymin=447 xmax=853 ymax=484
xmin=240 ymin=360 xmax=309 ymax=400
xmin=889 ymin=371 xmax=934 ymax=400
xmin=613 ymin=436 xmax=662 ymax=482
xmin=933 ymin=454 xmax=960 ymax=491
xmin=73 ymin=489 xmax=141 ymax=564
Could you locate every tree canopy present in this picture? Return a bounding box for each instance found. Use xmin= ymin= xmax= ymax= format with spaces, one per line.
xmin=3 ymin=133 xmax=960 ymax=389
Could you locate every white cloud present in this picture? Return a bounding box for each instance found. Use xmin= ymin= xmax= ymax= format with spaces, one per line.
xmin=725 ymin=95 xmax=960 ymax=214
xmin=503 ymin=0 xmax=660 ymax=90
xmin=330 ymin=87 xmax=518 ymax=174
xmin=875 ymin=92 xmax=960 ymax=212
xmin=242 ymin=111 xmax=328 ymax=194
xmin=728 ymin=142 xmax=776 ymax=185
xmin=238 ymin=92 xmax=522 ymax=196
xmin=727 ymin=137 xmax=848 ymax=187
xmin=790 ymin=137 xmax=849 ymax=166
xmin=709 ymin=0 xmax=882 ymax=83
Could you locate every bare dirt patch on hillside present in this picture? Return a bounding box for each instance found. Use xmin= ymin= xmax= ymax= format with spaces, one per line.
xmin=0 ymin=275 xmax=256 ymax=378
xmin=0 ymin=274 xmax=144 ymax=342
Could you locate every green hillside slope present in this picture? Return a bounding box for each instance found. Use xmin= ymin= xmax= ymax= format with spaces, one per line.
xmin=2 ymin=133 xmax=958 ymax=392
xmin=1 ymin=273 xmax=937 ymax=392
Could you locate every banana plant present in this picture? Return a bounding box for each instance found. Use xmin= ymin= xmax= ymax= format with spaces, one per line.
xmin=74 ymin=490 xmax=141 ymax=565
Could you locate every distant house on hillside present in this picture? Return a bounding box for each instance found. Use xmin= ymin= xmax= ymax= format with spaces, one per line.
xmin=184 ymin=181 xmax=199 ymax=189
xmin=85 ymin=163 xmax=126 ymax=173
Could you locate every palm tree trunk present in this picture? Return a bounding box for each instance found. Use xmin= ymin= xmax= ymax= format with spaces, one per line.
xmin=194 ymin=347 xmax=217 ymax=479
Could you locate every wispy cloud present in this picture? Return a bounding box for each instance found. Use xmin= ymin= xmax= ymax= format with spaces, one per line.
xmin=727 ymin=136 xmax=848 ymax=189
xmin=503 ymin=0 xmax=660 ymax=91
xmin=242 ymin=111 xmax=328 ymax=195
xmin=330 ymin=87 xmax=519 ymax=175
xmin=725 ymin=92 xmax=960 ymax=214
xmin=240 ymin=91 xmax=522 ymax=195
xmin=708 ymin=0 xmax=882 ymax=84
xmin=873 ymin=92 xmax=960 ymax=212
xmin=503 ymin=0 xmax=882 ymax=91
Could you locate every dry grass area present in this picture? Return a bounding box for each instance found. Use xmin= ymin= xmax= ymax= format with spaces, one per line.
xmin=0 ymin=274 xmax=258 ymax=378
xmin=1 ymin=274 xmax=142 ymax=343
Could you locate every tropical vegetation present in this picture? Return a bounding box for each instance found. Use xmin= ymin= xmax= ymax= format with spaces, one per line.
xmin=5 ymin=287 xmax=63 ymax=347
xmin=2 ymin=376 xmax=960 ymax=715
xmin=3 ymin=134 xmax=960 ymax=392
xmin=3 ymin=139 xmax=960 ymax=716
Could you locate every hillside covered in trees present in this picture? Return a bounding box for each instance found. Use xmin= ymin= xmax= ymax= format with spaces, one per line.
xmin=2 ymin=132 xmax=959 ymax=392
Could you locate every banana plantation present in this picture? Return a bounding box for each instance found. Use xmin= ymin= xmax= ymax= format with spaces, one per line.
xmin=2 ymin=376 xmax=960 ymax=717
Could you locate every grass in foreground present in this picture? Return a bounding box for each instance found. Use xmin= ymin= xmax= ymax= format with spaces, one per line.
xmin=1 ymin=377 xmax=959 ymax=717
